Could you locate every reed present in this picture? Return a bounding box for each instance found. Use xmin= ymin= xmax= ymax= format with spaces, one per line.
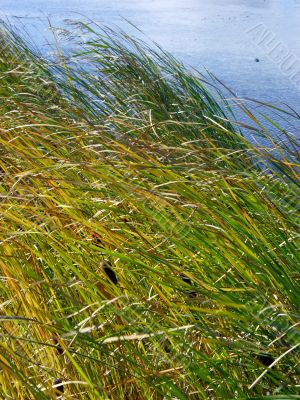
xmin=0 ymin=21 xmax=299 ymax=399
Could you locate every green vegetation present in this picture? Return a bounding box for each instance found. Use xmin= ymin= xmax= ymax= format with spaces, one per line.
xmin=0 ymin=22 xmax=299 ymax=399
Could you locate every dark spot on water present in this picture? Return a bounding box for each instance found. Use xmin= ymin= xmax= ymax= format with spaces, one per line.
xmin=181 ymin=276 xmax=192 ymax=285
xmin=257 ymin=353 xmax=274 ymax=367
xmin=255 ymin=58 xmax=260 ymax=62
xmin=103 ymin=263 xmax=118 ymax=285
xmin=93 ymin=234 xmax=105 ymax=248
xmin=164 ymin=338 xmax=172 ymax=353
xmin=53 ymin=378 xmax=64 ymax=395
xmin=52 ymin=336 xmax=63 ymax=355
xmin=180 ymin=275 xmax=197 ymax=297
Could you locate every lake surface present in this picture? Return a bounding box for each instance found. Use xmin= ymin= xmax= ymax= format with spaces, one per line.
xmin=2 ymin=0 xmax=300 ymax=132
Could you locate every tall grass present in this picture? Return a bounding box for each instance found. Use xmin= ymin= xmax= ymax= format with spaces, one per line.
xmin=0 ymin=21 xmax=299 ymax=399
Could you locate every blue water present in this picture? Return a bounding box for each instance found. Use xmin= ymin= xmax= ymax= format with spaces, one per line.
xmin=2 ymin=1 xmax=300 ymax=136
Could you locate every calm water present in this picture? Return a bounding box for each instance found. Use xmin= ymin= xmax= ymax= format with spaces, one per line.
xmin=2 ymin=0 xmax=300 ymax=132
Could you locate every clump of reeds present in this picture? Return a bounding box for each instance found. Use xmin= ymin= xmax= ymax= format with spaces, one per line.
xmin=0 ymin=21 xmax=299 ymax=399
